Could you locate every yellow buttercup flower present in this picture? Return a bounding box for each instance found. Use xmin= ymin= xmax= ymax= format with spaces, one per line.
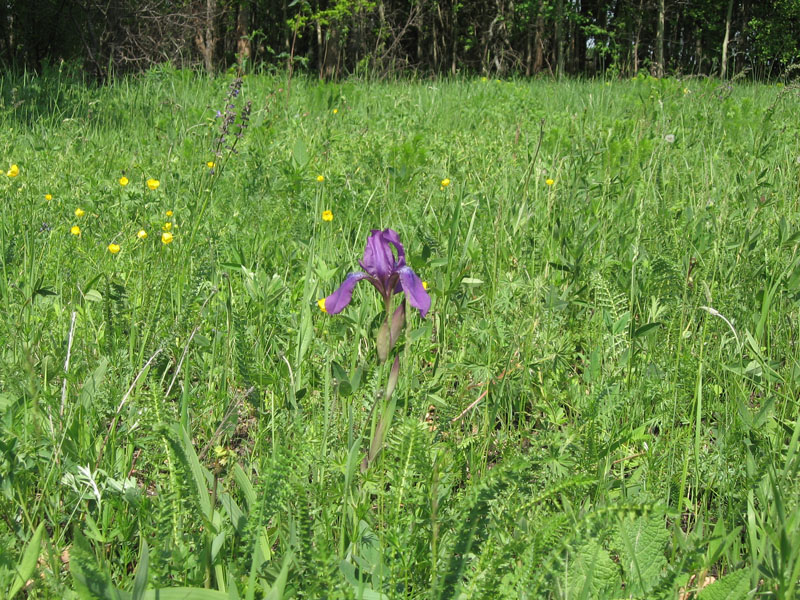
xmin=6 ymin=164 xmax=19 ymax=177
xmin=161 ymin=231 xmax=173 ymax=245
xmin=108 ymin=243 xmax=121 ymax=254
xmin=147 ymin=178 xmax=160 ymax=190
xmin=332 ymin=108 xmax=338 ymax=114
xmin=45 ymin=194 xmax=52 ymax=201
xmin=119 ymin=176 xmax=129 ymax=186
xmin=422 ymin=281 xmax=429 ymax=290
xmin=317 ymin=175 xmax=325 ymax=182
xmin=163 ymin=222 xmax=172 ymax=231
xmin=545 ymin=178 xmax=555 ymax=186
xmin=70 ymin=225 xmax=81 ymax=236
xmin=322 ymin=210 xmax=333 ymax=222
xmin=137 ymin=230 xmax=147 ymax=239
xmin=74 ymin=208 xmax=85 ymax=217
xmin=166 ymin=210 xmax=173 ymax=217
xmin=207 ymin=161 xmax=215 ymax=168
xmin=317 ymin=298 xmax=327 ymax=313
xmin=441 ymin=178 xmax=451 ymax=188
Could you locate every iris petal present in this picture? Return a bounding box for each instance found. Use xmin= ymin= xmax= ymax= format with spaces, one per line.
xmin=360 ymin=230 xmax=395 ymax=281
xmin=324 ymin=272 xmax=369 ymax=314
xmin=398 ymin=266 xmax=431 ymax=318
xmin=381 ymin=228 xmax=406 ymax=266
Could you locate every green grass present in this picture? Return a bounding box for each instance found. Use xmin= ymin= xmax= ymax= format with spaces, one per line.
xmin=1 ymin=66 xmax=800 ymax=598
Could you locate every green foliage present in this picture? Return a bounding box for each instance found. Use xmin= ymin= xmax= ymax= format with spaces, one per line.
xmin=4 ymin=522 xmax=45 ymax=599
xmin=697 ymin=568 xmax=752 ymax=600
xmin=613 ymin=510 xmax=671 ymax=596
xmin=1 ymin=72 xmax=800 ymax=599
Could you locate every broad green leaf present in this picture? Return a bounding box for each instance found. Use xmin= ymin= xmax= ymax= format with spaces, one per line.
xmin=614 ymin=511 xmax=669 ymax=595
xmin=204 ymin=469 xmax=245 ymax=533
xmin=612 ymin=311 xmax=631 ymax=335
xmin=331 ymin=361 xmax=349 ymax=389
xmin=8 ymin=522 xmax=45 ymax=599
xmin=292 ymin=138 xmax=308 ymax=167
xmin=211 ymin=531 xmax=226 ymax=562
xmin=345 ymin=436 xmax=363 ymax=491
xmin=70 ymin=528 xmax=122 ymax=600
xmin=85 ymin=289 xmax=103 ymax=302
xmin=131 ymin=541 xmax=148 ymax=600
xmin=232 ymin=463 xmax=271 ymax=569
xmin=168 ymin=424 xmax=212 ymax=517
xmin=0 ymin=392 xmax=15 ymax=413
xmin=566 ymin=538 xmax=619 ymax=599
xmin=264 ymin=551 xmax=293 ymax=600
xmin=633 ymin=322 xmax=661 ymax=338
xmin=232 ymin=463 xmax=256 ymax=510
xmin=696 ymin=568 xmax=752 ymax=600
xmin=227 ymin=574 xmax=240 ymax=600
xmin=409 ymin=324 xmax=431 ymax=342
xmin=339 ymin=560 xmax=389 ymax=600
xmin=79 ymin=358 xmax=109 ymax=410
xmin=461 ymin=277 xmax=483 ymax=285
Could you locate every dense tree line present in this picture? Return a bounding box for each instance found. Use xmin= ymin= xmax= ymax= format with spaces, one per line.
xmin=1 ymin=0 xmax=799 ymax=79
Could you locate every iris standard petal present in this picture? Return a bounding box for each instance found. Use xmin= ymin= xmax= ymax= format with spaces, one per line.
xmin=324 ymin=272 xmax=369 ymax=314
xmin=397 ymin=266 xmax=431 ymax=318
xmin=381 ymin=228 xmax=406 ymax=266
xmin=360 ymin=230 xmax=395 ymax=281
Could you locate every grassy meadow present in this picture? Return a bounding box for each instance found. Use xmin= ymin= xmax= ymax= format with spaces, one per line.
xmin=1 ymin=68 xmax=800 ymax=598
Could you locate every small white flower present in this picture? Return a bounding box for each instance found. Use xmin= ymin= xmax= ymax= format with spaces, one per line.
xmin=664 ymin=134 xmax=676 ymax=143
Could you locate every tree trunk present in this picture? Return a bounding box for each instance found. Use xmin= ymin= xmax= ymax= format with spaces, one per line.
xmin=633 ymin=0 xmax=644 ymax=75
xmin=316 ymin=18 xmax=323 ymax=77
xmin=450 ymin=1 xmax=457 ymax=75
xmin=655 ymin=0 xmax=665 ymax=76
xmin=377 ymin=0 xmax=387 ymax=67
xmin=236 ymin=1 xmax=251 ymax=71
xmin=431 ymin=1 xmax=438 ymax=69
xmin=555 ymin=0 xmax=564 ymax=78
xmin=282 ymin=0 xmax=290 ymax=53
xmin=720 ymin=0 xmax=734 ymax=78
xmin=525 ymin=22 xmax=532 ymax=76
xmin=204 ymin=0 xmax=215 ymax=73
xmin=5 ymin=13 xmax=12 ymax=61
xmin=534 ymin=13 xmax=544 ymax=74
xmin=695 ymin=28 xmax=703 ymax=74
xmin=323 ymin=25 xmax=340 ymax=80
xmin=525 ymin=0 xmax=536 ymax=77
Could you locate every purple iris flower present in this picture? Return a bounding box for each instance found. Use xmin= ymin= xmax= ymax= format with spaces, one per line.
xmin=323 ymin=229 xmax=431 ymax=317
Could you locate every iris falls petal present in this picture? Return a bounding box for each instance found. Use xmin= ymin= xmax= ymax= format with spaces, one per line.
xmin=397 ymin=266 xmax=431 ymax=318
xmin=324 ymin=272 xmax=369 ymax=314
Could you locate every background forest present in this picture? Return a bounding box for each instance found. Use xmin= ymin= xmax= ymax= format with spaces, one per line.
xmin=1 ymin=0 xmax=800 ymax=80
